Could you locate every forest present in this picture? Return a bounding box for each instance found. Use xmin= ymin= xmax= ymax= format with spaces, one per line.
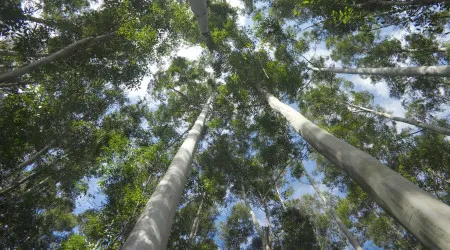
xmin=0 ymin=0 xmax=449 ymax=249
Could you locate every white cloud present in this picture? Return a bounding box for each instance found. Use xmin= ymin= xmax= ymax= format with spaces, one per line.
xmin=175 ymin=45 xmax=204 ymax=60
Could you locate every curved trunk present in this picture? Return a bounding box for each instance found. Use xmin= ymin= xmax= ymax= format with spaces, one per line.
xmin=301 ymin=165 xmax=362 ymax=250
xmin=312 ymin=65 xmax=450 ymax=77
xmin=263 ymin=90 xmax=450 ymax=249
xmin=122 ymin=96 xmax=213 ymax=250
xmin=347 ymin=103 xmax=450 ymax=136
xmin=0 ymin=33 xmax=113 ymax=84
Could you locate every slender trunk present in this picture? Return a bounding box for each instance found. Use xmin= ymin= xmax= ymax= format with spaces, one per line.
xmin=0 ymin=33 xmax=113 ymax=84
xmin=13 ymin=142 xmax=54 ymax=173
xmin=371 ymin=0 xmax=447 ymax=6
xmin=301 ymin=165 xmax=362 ymax=250
xmin=241 ymin=183 xmax=269 ymax=250
xmin=262 ymin=199 xmax=272 ymax=250
xmin=275 ymin=183 xmax=286 ymax=211
xmin=263 ymin=90 xmax=450 ymax=249
xmin=347 ymin=103 xmax=450 ymax=136
xmin=188 ymin=192 xmax=206 ymax=245
xmin=0 ymin=168 xmax=42 ymax=195
xmin=122 ymin=96 xmax=213 ymax=250
xmin=188 ymin=0 xmax=209 ymax=34
xmin=312 ymin=65 xmax=450 ymax=77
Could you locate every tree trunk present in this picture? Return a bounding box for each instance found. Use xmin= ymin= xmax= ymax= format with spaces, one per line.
xmin=263 ymin=90 xmax=450 ymax=249
xmin=371 ymin=0 xmax=447 ymax=6
xmin=0 ymin=168 xmax=42 ymax=195
xmin=347 ymin=103 xmax=450 ymax=136
xmin=188 ymin=192 xmax=206 ymax=245
xmin=312 ymin=65 xmax=450 ymax=77
xmin=122 ymin=96 xmax=213 ymax=250
xmin=188 ymin=0 xmax=209 ymax=35
xmin=0 ymin=33 xmax=114 ymax=84
xmin=241 ymin=183 xmax=270 ymax=250
xmin=262 ymin=199 xmax=272 ymax=250
xmin=275 ymin=183 xmax=286 ymax=210
xmin=301 ymin=165 xmax=362 ymax=250
xmin=12 ymin=141 xmax=54 ymax=173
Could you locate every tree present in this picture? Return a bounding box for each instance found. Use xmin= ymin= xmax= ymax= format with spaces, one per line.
xmin=347 ymin=102 xmax=450 ymax=136
xmin=311 ymin=65 xmax=450 ymax=77
xmin=122 ymin=96 xmax=213 ymax=249
xmin=263 ymin=90 xmax=450 ymax=249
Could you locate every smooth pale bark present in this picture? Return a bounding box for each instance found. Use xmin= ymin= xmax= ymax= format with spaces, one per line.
xmin=264 ymin=90 xmax=450 ymax=249
xmin=312 ymin=65 xmax=450 ymax=77
xmin=122 ymin=96 xmax=213 ymax=250
xmin=189 ymin=0 xmax=209 ymax=34
xmin=347 ymin=103 xmax=450 ymax=136
xmin=275 ymin=183 xmax=286 ymax=210
xmin=370 ymin=0 xmax=446 ymax=5
xmin=0 ymin=33 xmax=113 ymax=84
xmin=301 ymin=165 xmax=362 ymax=250
xmin=262 ymin=199 xmax=272 ymax=250
xmin=242 ymin=184 xmax=270 ymax=250
xmin=188 ymin=192 xmax=206 ymax=245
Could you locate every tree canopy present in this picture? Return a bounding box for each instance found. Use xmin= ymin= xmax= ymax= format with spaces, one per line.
xmin=1 ymin=0 xmax=449 ymax=249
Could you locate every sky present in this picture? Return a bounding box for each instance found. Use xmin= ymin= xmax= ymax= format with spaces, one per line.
xmin=73 ymin=0 xmax=449 ymax=248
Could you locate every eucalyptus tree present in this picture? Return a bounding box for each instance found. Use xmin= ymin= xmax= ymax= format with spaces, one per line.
xmin=311 ymin=65 xmax=450 ymax=77
xmin=347 ymin=102 xmax=450 ymax=136
xmin=301 ymin=164 xmax=363 ymax=250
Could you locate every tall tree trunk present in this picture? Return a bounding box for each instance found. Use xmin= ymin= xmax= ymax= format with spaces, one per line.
xmin=188 ymin=0 xmax=209 ymax=35
xmin=311 ymin=65 xmax=450 ymax=77
xmin=0 ymin=168 xmax=42 ymax=195
xmin=370 ymin=0 xmax=446 ymax=6
xmin=188 ymin=192 xmax=206 ymax=245
xmin=241 ymin=183 xmax=270 ymax=250
xmin=275 ymin=183 xmax=286 ymax=211
xmin=301 ymin=165 xmax=362 ymax=250
xmin=347 ymin=103 xmax=450 ymax=136
xmin=262 ymin=199 xmax=272 ymax=250
xmin=263 ymin=90 xmax=450 ymax=249
xmin=12 ymin=141 xmax=54 ymax=174
xmin=122 ymin=96 xmax=213 ymax=250
xmin=0 ymin=33 xmax=114 ymax=84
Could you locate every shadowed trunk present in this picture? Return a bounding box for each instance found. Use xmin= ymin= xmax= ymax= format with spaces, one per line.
xmin=0 ymin=33 xmax=114 ymax=85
